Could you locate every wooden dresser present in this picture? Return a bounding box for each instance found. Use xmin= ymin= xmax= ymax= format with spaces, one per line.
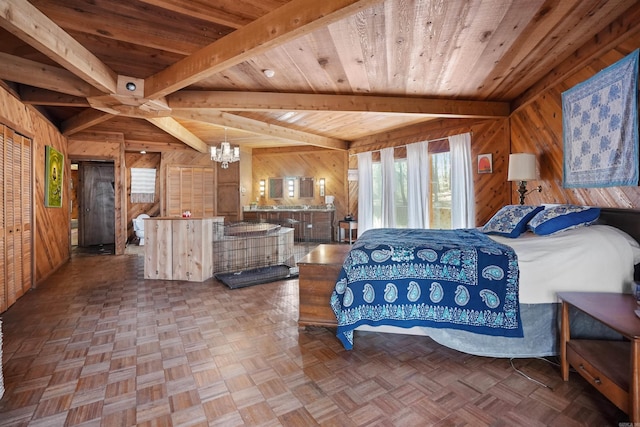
xmin=558 ymin=292 xmax=640 ymax=423
xmin=297 ymin=244 xmax=351 ymax=327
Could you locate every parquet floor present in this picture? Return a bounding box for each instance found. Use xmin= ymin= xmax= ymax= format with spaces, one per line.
xmin=0 ymin=253 xmax=628 ymax=426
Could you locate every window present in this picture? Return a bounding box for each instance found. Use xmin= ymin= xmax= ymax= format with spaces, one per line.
xmin=430 ymin=152 xmax=451 ymax=229
xmin=371 ymin=150 xmax=451 ymax=229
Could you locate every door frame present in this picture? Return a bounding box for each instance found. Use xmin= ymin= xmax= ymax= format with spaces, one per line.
xmin=67 ymin=137 xmax=127 ymax=255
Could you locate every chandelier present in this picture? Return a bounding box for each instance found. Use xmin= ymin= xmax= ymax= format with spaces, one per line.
xmin=210 ymin=128 xmax=240 ymax=169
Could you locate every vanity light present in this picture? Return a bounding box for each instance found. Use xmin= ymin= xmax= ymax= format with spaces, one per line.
xmin=288 ymin=178 xmax=295 ymax=198
xmin=259 ymin=179 xmax=266 ymax=197
xmin=319 ymin=178 xmax=325 ymax=197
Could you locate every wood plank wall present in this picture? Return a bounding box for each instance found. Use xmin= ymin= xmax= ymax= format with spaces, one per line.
xmin=0 ymin=83 xmax=69 ymax=285
xmin=510 ymin=39 xmax=640 ymax=208
xmin=251 ymin=146 xmax=349 ymax=223
xmin=347 ymin=118 xmax=511 ymax=227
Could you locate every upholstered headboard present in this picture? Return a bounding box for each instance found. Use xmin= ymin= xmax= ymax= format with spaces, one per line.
xmin=598 ymin=207 xmax=640 ymax=280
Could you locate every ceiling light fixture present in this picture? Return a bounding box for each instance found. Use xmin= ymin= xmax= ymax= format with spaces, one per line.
xmin=210 ymin=128 xmax=240 ymax=169
xmin=125 ymin=82 xmax=137 ymax=91
xmin=263 ymin=69 xmax=275 ymax=78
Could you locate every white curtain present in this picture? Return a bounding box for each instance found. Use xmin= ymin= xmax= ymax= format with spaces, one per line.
xmin=406 ymin=141 xmax=430 ymax=228
xmin=357 ymin=152 xmax=374 ymax=234
xmin=380 ymin=147 xmax=396 ymax=227
xmin=449 ymin=132 xmax=475 ymax=228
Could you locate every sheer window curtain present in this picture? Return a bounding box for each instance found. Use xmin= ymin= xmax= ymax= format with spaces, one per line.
xmin=406 ymin=141 xmax=430 ymax=228
xmin=357 ymin=152 xmax=374 ymax=234
xmin=380 ymin=147 xmax=396 ymax=227
xmin=449 ymin=132 xmax=475 ymax=228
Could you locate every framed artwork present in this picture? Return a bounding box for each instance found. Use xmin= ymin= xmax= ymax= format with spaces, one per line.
xmin=477 ymin=153 xmax=492 ymax=174
xmin=45 ymin=145 xmax=64 ymax=207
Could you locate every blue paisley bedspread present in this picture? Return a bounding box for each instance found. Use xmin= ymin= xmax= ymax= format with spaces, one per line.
xmin=329 ymin=228 xmax=523 ymax=350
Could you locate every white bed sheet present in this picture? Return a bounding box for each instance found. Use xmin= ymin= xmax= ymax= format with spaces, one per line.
xmin=488 ymin=224 xmax=638 ymax=304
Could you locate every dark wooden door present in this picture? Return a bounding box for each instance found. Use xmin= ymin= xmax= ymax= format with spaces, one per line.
xmin=216 ymin=162 xmax=240 ymax=223
xmin=78 ymin=162 xmax=115 ymax=247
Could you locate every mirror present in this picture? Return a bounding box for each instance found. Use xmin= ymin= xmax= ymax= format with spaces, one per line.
xmin=268 ymin=177 xmax=283 ymax=199
xmin=299 ymin=177 xmax=314 ymax=198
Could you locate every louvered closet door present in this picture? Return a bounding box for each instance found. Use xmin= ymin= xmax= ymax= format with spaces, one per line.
xmin=0 ymin=124 xmax=33 ymax=312
xmin=166 ymin=166 xmax=215 ymax=217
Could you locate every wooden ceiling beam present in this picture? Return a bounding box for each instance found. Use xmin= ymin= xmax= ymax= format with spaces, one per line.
xmin=0 ymin=0 xmax=117 ymax=94
xmin=145 ymin=117 xmax=210 ymax=153
xmin=169 ymin=91 xmax=511 ymax=118
xmin=138 ymin=0 xmax=250 ymax=29
xmin=144 ymin=0 xmax=383 ymax=99
xmin=172 ymin=109 xmax=348 ymax=150
xmin=19 ymin=87 xmax=90 ymax=107
xmin=0 ymin=53 xmax=95 ymax=98
xmin=61 ymin=109 xmax=115 ymax=136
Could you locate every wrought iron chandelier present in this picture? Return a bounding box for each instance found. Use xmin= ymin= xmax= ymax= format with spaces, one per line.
xmin=210 ymin=128 xmax=240 ymax=169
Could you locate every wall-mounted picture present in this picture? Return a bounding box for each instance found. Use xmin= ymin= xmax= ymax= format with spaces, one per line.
xmin=45 ymin=145 xmax=64 ymax=207
xmin=477 ymin=153 xmax=492 ymax=174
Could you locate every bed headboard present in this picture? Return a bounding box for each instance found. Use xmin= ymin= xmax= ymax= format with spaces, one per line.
xmin=598 ymin=207 xmax=640 ymax=280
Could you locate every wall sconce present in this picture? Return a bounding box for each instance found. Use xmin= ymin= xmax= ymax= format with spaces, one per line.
xmin=319 ymin=178 xmax=325 ymax=197
xmin=508 ymin=153 xmax=542 ymax=205
xmin=259 ymin=179 xmax=265 ymax=197
xmin=288 ymin=178 xmax=295 ymax=198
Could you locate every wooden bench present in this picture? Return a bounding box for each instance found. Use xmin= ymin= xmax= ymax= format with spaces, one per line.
xmin=297 ymin=244 xmax=351 ymax=327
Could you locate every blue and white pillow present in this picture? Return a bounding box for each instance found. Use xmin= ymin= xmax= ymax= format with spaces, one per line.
xmin=528 ymin=205 xmax=600 ymax=235
xmin=481 ymin=205 xmax=544 ymax=238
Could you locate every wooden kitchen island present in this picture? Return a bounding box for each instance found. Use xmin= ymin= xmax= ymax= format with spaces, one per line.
xmin=144 ymin=217 xmax=224 ymax=282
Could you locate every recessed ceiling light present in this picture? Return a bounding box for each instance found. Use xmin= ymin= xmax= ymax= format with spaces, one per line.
xmin=140 ymin=150 xmax=146 ymax=154
xmin=263 ymin=69 xmax=275 ymax=78
xmin=125 ymin=82 xmax=137 ymax=91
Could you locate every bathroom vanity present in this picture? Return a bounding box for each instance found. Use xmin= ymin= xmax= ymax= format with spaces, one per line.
xmin=243 ymin=206 xmax=334 ymax=242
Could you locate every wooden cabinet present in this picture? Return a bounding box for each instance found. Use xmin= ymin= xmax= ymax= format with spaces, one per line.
xmin=559 ymin=292 xmax=640 ymax=423
xmin=297 ymin=244 xmax=351 ymax=327
xmin=0 ymin=125 xmax=32 ymax=313
xmin=144 ymin=217 xmax=224 ymax=282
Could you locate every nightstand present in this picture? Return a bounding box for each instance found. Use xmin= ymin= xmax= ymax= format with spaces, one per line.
xmin=338 ymin=220 xmax=357 ymax=244
xmin=558 ymin=292 xmax=640 ymax=423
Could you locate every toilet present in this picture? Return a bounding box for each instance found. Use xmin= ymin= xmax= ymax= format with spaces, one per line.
xmin=133 ymin=214 xmax=150 ymax=245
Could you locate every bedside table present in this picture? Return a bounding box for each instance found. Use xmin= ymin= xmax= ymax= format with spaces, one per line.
xmin=558 ymin=292 xmax=640 ymax=423
xmin=338 ymin=220 xmax=358 ymax=244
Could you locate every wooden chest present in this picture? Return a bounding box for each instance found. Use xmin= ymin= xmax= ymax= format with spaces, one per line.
xmin=297 ymin=244 xmax=351 ymax=327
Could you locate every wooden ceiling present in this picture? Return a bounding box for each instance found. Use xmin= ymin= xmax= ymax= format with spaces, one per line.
xmin=0 ymin=0 xmax=637 ymax=152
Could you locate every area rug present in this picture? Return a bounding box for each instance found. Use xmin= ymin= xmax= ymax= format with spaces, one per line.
xmin=215 ymin=264 xmax=297 ymax=289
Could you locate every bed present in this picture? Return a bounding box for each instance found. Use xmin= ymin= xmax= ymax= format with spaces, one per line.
xmin=330 ymin=206 xmax=640 ymax=357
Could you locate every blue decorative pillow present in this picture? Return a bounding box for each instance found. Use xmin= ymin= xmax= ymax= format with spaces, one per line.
xmin=528 ymin=205 xmax=600 ymax=235
xmin=481 ymin=205 xmax=544 ymax=238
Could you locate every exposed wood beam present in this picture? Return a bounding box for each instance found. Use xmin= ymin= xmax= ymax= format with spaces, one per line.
xmin=349 ymin=118 xmax=489 ymax=153
xmin=19 ymin=87 xmax=90 ymax=107
xmin=169 ymin=91 xmax=511 ymax=118
xmin=0 ymin=53 xmax=95 ymax=98
xmin=512 ymin=1 xmax=640 ymax=112
xmin=0 ymin=0 xmax=117 ymax=94
xmin=61 ymin=109 xmax=115 ymax=136
xmin=145 ymin=117 xmax=209 ymax=153
xmin=138 ymin=0 xmax=249 ymax=29
xmin=171 ymin=109 xmax=349 ymax=150
xmin=144 ymin=0 xmax=383 ymax=99
xmin=125 ymin=139 xmax=194 ymax=153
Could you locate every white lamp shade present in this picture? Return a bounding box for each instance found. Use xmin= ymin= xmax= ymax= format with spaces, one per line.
xmin=507 ymin=153 xmax=537 ymax=181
